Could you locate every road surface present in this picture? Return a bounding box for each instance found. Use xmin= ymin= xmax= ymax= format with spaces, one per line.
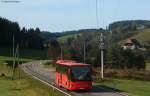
xmin=21 ymin=60 xmax=128 ymax=96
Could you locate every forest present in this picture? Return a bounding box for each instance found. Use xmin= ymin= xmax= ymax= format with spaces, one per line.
xmin=0 ymin=17 xmax=43 ymax=49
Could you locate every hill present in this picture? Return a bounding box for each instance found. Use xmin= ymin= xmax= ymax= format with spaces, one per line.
xmin=109 ymin=20 xmax=150 ymax=32
xmin=41 ymin=29 xmax=98 ymax=41
xmin=53 ymin=20 xmax=150 ymax=42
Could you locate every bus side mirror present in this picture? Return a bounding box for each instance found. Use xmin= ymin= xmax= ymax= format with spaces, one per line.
xmin=68 ymin=69 xmax=71 ymax=74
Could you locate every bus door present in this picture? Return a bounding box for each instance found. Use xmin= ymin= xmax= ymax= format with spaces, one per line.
xmin=60 ymin=73 xmax=62 ymax=84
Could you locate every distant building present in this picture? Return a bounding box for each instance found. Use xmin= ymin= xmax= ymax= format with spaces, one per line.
xmin=123 ymin=38 xmax=141 ymax=50
xmin=137 ymin=25 xmax=146 ymax=30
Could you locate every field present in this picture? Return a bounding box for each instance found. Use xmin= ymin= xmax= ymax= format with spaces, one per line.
xmin=0 ymin=48 xmax=61 ymax=96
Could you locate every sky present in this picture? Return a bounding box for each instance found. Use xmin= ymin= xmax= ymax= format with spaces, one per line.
xmin=0 ymin=0 xmax=150 ymax=32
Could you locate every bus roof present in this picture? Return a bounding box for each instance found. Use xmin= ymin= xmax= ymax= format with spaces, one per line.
xmin=58 ymin=62 xmax=90 ymax=66
xmin=56 ymin=60 xmax=90 ymax=66
xmin=56 ymin=60 xmax=77 ymax=64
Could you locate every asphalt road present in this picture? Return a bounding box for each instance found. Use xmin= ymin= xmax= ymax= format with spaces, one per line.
xmin=21 ymin=60 xmax=128 ymax=96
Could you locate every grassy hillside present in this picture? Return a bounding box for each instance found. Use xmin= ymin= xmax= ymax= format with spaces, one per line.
xmin=120 ymin=28 xmax=150 ymax=46
xmin=109 ymin=20 xmax=150 ymax=32
xmin=131 ymin=29 xmax=150 ymax=45
xmin=58 ymin=33 xmax=81 ymax=42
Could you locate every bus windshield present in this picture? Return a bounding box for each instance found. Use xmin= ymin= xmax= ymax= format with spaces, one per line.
xmin=71 ymin=66 xmax=91 ymax=81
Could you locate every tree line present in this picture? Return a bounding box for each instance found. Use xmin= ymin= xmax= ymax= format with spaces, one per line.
xmin=0 ymin=17 xmax=43 ymax=49
xmin=48 ymin=31 xmax=146 ymax=70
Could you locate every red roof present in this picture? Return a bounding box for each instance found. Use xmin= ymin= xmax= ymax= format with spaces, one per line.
xmin=126 ymin=39 xmax=134 ymax=44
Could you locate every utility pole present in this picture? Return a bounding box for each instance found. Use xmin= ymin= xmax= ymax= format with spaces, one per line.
xmin=83 ymin=42 xmax=86 ymax=63
xmin=12 ymin=35 xmax=15 ymax=80
xmin=100 ymin=32 xmax=104 ymax=79
xmin=16 ymin=44 xmax=20 ymax=79
xmin=95 ymin=0 xmax=104 ymax=79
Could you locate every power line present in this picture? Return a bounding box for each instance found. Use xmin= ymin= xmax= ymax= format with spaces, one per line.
xmin=0 ymin=0 xmax=21 ymax=3
xmin=12 ymin=35 xmax=15 ymax=80
xmin=96 ymin=0 xmax=99 ymax=28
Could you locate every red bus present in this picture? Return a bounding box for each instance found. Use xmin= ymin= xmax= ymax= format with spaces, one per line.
xmin=55 ymin=60 xmax=92 ymax=91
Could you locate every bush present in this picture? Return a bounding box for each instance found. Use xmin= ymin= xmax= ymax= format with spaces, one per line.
xmin=1 ymin=73 xmax=6 ymax=77
xmin=105 ymin=44 xmax=146 ymax=70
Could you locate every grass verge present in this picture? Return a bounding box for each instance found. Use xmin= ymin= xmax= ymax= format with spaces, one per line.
xmin=94 ymin=78 xmax=150 ymax=96
xmin=146 ymin=62 xmax=150 ymax=70
xmin=0 ymin=60 xmax=62 ymax=96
